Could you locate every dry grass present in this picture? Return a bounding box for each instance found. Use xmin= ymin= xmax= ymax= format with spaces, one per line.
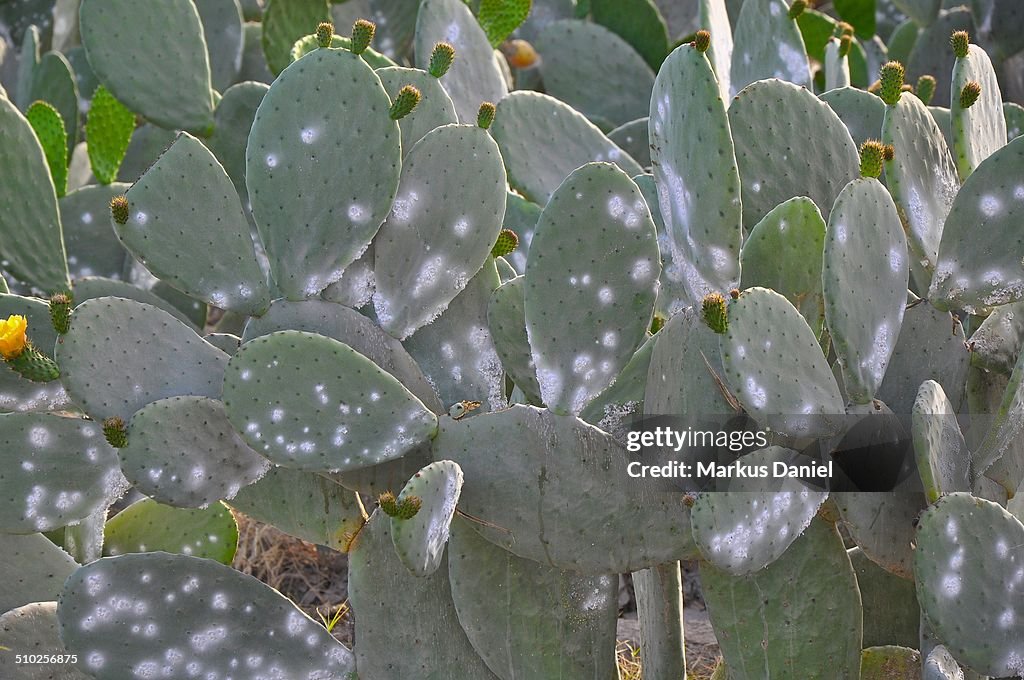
xmin=615 ymin=642 xmax=721 ymax=680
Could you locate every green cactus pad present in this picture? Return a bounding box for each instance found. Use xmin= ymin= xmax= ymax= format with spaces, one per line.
xmin=377 ymin=66 xmax=458 ymax=157
xmin=55 ymin=297 xmax=229 ymax=421
xmin=246 ymin=48 xmax=401 ymax=299
xmin=228 ymin=466 xmax=364 ymax=551
xmin=951 ymin=43 xmax=1007 ymax=181
xmin=372 ymin=124 xmax=506 ymax=339
xmin=414 ymin=0 xmax=508 ymax=125
xmin=0 ymin=602 xmax=92 ymax=679
xmin=320 ymin=244 xmax=376 ymax=309
xmin=28 ymin=50 xmax=79 ymax=159
xmin=536 ymin=20 xmax=655 ymax=130
xmin=739 ymin=196 xmax=826 ymax=336
xmin=849 ymin=547 xmax=920 ymax=648
xmin=388 ymin=460 xmax=463 ymax=576
xmin=729 ymin=79 xmax=859 ymax=232
xmin=117 ymin=396 xmax=270 ymax=509
xmin=825 ymin=38 xmax=851 ymax=90
xmin=525 ymin=163 xmax=659 ymax=415
xmin=499 ymin=190 xmax=541 ymax=274
xmin=70 ymin=277 xmax=200 ymax=330
xmin=260 ymin=0 xmax=330 ymax=75
xmin=477 ymin=0 xmax=532 ymax=46
xmin=433 ymin=405 xmax=696 ymax=573
xmin=79 ymin=0 xmax=215 ymax=133
xmin=58 ymin=552 xmax=355 ymax=679
xmin=633 ymin=173 xmax=689 ymax=317
xmin=607 ymin=118 xmax=651 ymax=169
xmin=0 ymin=95 xmax=69 ymax=293
xmin=1006 ymin=102 xmax=1024 ymax=140
xmin=239 ymin=21 xmax=274 ymax=83
xmin=85 ymin=86 xmax=135 ymax=187
xmin=970 ymin=300 xmax=1024 ymax=376
xmin=924 ymin=645 xmax=964 ymax=679
xmin=892 ymin=0 xmax=940 ymax=26
xmin=913 ymin=380 xmax=970 ymax=503
xmin=404 ymin=260 xmax=507 ymax=414
xmin=0 ymin=294 xmax=70 ymax=414
xmin=117 ymin=132 xmax=271 ymax=316
xmin=241 ymin=298 xmax=443 ymax=413
xmin=929 ymin=135 xmax=1024 ymax=314
xmin=26 ymin=100 xmax=67 ymax=198
xmin=649 ymin=42 xmax=742 ymax=304
xmin=876 ymin=301 xmax=968 ymax=415
xmin=906 ymin=6 xmax=973 ymax=107
xmin=330 ymin=0 xmax=419 ymax=61
xmin=700 ymin=0 xmax=734 ymax=100
xmin=447 ymin=516 xmax=618 ymax=678
xmin=691 ymin=447 xmax=828 ymax=575
xmin=914 ymin=493 xmax=1024 ymax=676
xmin=223 ymin=330 xmax=438 ymax=472
xmin=290 ymin=32 xmax=396 ymax=69
xmin=0 ymin=413 xmax=124 ymax=533
xmin=881 ymin=91 xmax=959 ymax=271
xmin=117 ymin=124 xmax=178 ymax=184
xmin=974 ymin=349 xmax=1024 ymax=493
xmin=348 ymin=511 xmax=498 ymax=679
xmin=701 ymin=517 xmax=861 ymax=679
xmin=487 ymin=276 xmax=542 ymax=405
xmin=203 ymin=82 xmax=267 ymax=207
xmin=491 ymin=91 xmax=644 ymax=204
xmin=823 ymin=177 xmax=910 ymax=404
xmin=835 ymin=488 xmax=925 ymax=579
xmin=860 ymin=646 xmax=921 ymax=679
xmin=730 ymin=0 xmax=811 ymax=96
xmin=194 ymin=0 xmax=245 ymax=92
xmin=103 ymin=498 xmax=238 ymax=564
xmin=722 ymin=288 xmax=844 ymax=437
xmin=0 ymin=533 xmax=77 ymax=613
xmin=579 ymin=333 xmax=655 ymax=439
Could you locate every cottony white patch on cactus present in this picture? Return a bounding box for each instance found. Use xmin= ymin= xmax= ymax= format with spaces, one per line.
xmin=981 ymin=194 xmax=1003 ymax=217
xmin=859 ymin=321 xmax=893 ymax=388
xmin=630 ymin=258 xmax=653 ymax=281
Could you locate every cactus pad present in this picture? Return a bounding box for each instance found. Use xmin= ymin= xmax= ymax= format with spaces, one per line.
xmin=0 ymin=602 xmax=91 ymax=679
xmin=389 ymin=460 xmax=463 ymax=577
xmin=26 ymin=100 xmax=67 ymax=198
xmin=913 ymin=380 xmax=970 ymax=503
xmin=951 ymin=43 xmax=1007 ymax=180
xmin=730 ymin=0 xmax=811 ymax=96
xmin=376 ymin=66 xmax=458 ymax=157
xmin=0 ymin=533 xmax=77 ymax=613
xmin=103 ymin=498 xmax=239 ymax=564
xmin=487 ymin=276 xmax=542 ymax=404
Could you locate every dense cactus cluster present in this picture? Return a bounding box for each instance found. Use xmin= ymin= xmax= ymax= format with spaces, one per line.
xmin=2 ymin=0 xmax=1024 ymax=679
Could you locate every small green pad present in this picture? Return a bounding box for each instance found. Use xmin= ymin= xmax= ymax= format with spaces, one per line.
xmin=929 ymin=135 xmax=1024 ymax=314
xmin=223 ymin=330 xmax=438 ymax=472
xmin=823 ymin=177 xmax=910 ymax=404
xmin=415 ymin=0 xmax=508 ymax=124
xmin=246 ymin=48 xmax=401 ymax=299
xmin=478 ymin=0 xmax=533 ymax=46
xmin=912 ymin=380 xmax=970 ymax=503
xmin=376 ymin=66 xmax=458 ymax=157
xmin=0 ymin=533 xmax=77 ymax=614
xmin=79 ymin=0 xmax=215 ymax=133
xmin=447 ymin=517 xmax=618 ymax=678
xmin=390 ymin=460 xmax=463 ymax=577
xmin=0 ymin=602 xmax=92 ymax=679
xmin=729 ymin=79 xmax=859 ymax=232
xmin=722 ymin=288 xmax=844 ymax=437
xmin=433 ymin=405 xmax=696 ymax=573
xmin=525 ymin=163 xmax=659 ymax=415
xmin=849 ymin=547 xmax=920 ymax=648
xmin=118 ymin=396 xmax=270 ymax=509
xmin=487 ymin=276 xmax=543 ymax=404
xmin=691 ymin=447 xmax=828 ymax=575
xmin=536 ymin=19 xmax=655 ymax=130
xmin=881 ymin=92 xmax=959 ymax=271
xmin=118 ymin=132 xmax=271 ymax=316
xmin=951 ymin=43 xmax=1007 ymax=181
xmin=206 ymin=81 xmax=268 ymax=205
xmin=860 ymin=646 xmax=922 ymax=680
xmin=0 ymin=95 xmax=69 ymax=293
xmin=104 ymin=498 xmax=238 ymax=564
xmin=649 ymin=42 xmax=742 ymax=304
xmin=260 ymin=0 xmax=330 ymax=75
xmin=491 ymin=91 xmax=644 ymax=204
xmin=729 ymin=0 xmax=811 ymax=96
xmin=0 ymin=413 xmax=124 ymax=533
xmin=85 ymin=85 xmax=135 ymax=186
xmin=58 ymin=552 xmax=355 ymax=679
xmin=739 ymin=196 xmax=826 ymax=336
xmin=25 ymin=100 xmax=67 ymax=198
xmin=914 ymin=493 xmax=1024 ymax=677
xmin=372 ymin=124 xmax=507 ymax=339
xmin=55 ymin=297 xmax=229 ymax=421
xmin=194 ymin=0 xmax=245 ymax=91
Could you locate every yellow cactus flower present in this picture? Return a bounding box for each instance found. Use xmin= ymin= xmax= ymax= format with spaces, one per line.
xmin=0 ymin=315 xmax=28 ymax=359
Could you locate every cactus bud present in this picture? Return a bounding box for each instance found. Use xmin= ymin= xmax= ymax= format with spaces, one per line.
xmin=838 ymin=34 xmax=852 ymax=58
xmin=701 ymin=292 xmax=729 ymax=334
xmin=490 ymin=229 xmax=518 ymax=257
xmin=504 ymin=39 xmax=538 ymax=69
xmin=729 ymin=288 xmax=740 ymax=300
xmin=916 ymin=75 xmax=937 ymax=105
xmin=103 ymin=417 xmax=128 ymax=448
xmin=787 ymin=0 xmax=807 ymax=19
xmin=683 ymin=493 xmax=697 ymax=508
xmin=388 ymin=85 xmax=421 ymax=120
xmin=960 ymin=80 xmax=981 ymax=108
xmin=49 ymin=292 xmax=72 ymax=335
xmin=379 ymin=491 xmax=421 ymax=519
xmin=883 ymin=144 xmax=895 ymax=162
xmin=350 ymin=19 xmax=376 ymax=55
xmin=859 ymin=139 xmax=886 ymax=179
xmin=477 ymin=101 xmax=496 ymax=129
xmin=429 ymin=42 xmax=456 ymax=78
xmin=950 ymin=30 xmax=969 ymax=59
xmin=110 ymin=194 xmax=129 ymax=224
xmin=315 ymin=21 xmax=334 ymax=48
xmin=835 ymin=21 xmax=854 ymax=38
xmin=378 ymin=491 xmax=399 ymax=516
xmin=650 ymin=314 xmax=666 ymax=334
xmin=878 ymin=61 xmax=905 ymax=106
xmin=693 ymin=29 xmax=711 ymax=53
